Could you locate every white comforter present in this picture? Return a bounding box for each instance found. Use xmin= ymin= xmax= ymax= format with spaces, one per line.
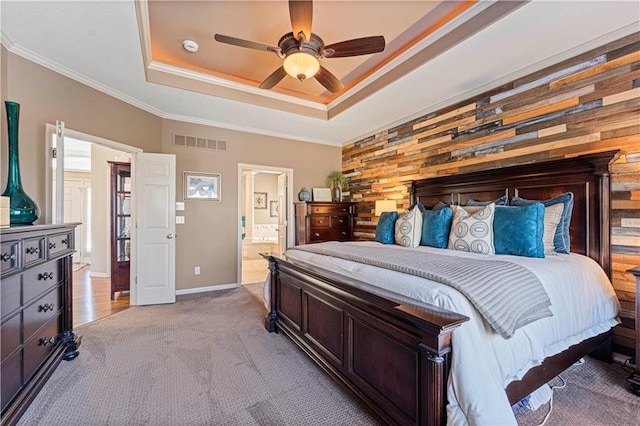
xmin=283 ymin=242 xmax=620 ymax=425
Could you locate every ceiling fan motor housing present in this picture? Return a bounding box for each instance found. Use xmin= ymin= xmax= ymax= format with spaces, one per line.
xmin=278 ymin=32 xmax=325 ymax=58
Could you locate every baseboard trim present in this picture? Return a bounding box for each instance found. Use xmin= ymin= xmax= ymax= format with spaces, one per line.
xmin=88 ymin=272 xmax=109 ymax=278
xmin=175 ymin=283 xmax=239 ymax=296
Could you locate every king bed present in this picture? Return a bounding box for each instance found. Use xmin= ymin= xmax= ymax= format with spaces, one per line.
xmin=262 ymin=151 xmax=620 ymax=425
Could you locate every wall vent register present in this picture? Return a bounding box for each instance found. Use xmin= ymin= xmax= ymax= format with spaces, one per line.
xmin=173 ymin=134 xmax=227 ymax=152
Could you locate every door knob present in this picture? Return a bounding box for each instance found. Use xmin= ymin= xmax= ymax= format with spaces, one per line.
xmin=166 ymin=234 xmax=174 ymax=239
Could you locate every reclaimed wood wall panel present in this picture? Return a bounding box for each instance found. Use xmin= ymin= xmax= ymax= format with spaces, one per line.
xmin=342 ymin=32 xmax=640 ymax=354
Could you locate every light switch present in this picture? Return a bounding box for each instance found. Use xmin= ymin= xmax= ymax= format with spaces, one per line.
xmin=176 ymin=202 xmax=185 ymax=211
xmin=176 ymin=216 xmax=185 ymax=224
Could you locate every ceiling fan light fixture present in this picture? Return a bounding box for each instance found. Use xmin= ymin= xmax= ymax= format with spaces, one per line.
xmin=283 ymin=51 xmax=319 ymax=81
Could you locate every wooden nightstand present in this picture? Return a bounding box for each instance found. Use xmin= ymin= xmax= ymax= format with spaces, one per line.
xmin=627 ymin=266 xmax=640 ymax=396
xmin=295 ymin=202 xmax=357 ymax=245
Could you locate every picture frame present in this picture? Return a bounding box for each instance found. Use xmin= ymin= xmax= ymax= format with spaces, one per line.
xmin=184 ymin=171 xmax=221 ymax=201
xmin=254 ymin=192 xmax=268 ymax=209
xmin=312 ymin=187 xmax=331 ymax=202
xmin=270 ymin=200 xmax=279 ymax=217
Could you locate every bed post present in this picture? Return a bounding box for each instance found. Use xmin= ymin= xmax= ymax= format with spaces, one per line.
xmin=581 ymin=150 xmax=620 ymax=279
xmin=263 ymin=255 xmax=278 ymax=332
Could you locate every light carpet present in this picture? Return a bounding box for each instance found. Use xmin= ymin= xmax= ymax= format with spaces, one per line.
xmin=17 ymin=284 xmax=639 ymax=425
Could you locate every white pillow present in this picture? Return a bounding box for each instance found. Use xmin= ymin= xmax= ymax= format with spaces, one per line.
xmin=448 ymin=203 xmax=495 ymax=254
xmin=395 ymin=207 xmax=423 ymax=247
xmin=542 ymin=203 xmax=564 ymax=255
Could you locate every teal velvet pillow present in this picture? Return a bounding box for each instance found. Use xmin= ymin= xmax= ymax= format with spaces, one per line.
xmin=466 ymin=195 xmax=508 ymax=206
xmin=510 ymin=192 xmax=574 ymax=254
xmin=375 ymin=211 xmax=398 ymax=244
xmin=421 ymin=207 xmax=453 ymax=248
xmin=493 ymin=203 xmax=545 ymax=258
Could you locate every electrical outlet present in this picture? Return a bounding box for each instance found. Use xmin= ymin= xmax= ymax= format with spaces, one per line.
xmin=194 ymin=266 xmax=200 ymax=275
xmin=176 ymin=216 xmax=185 ymax=224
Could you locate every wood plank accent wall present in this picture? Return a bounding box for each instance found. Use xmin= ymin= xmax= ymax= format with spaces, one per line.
xmin=342 ymin=32 xmax=640 ymax=354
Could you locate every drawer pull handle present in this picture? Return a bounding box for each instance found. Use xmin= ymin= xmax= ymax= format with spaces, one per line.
xmin=342 ymin=232 xmax=346 ymax=235
xmin=61 ymin=238 xmax=69 ymax=245
xmin=39 ymin=272 xmax=55 ymax=281
xmin=40 ymin=303 xmax=55 ymax=312
xmin=1 ymin=252 xmax=16 ymax=262
xmin=318 ymin=220 xmax=323 ymax=224
xmin=26 ymin=247 xmax=40 ymax=255
xmin=39 ymin=336 xmax=56 ymax=346
xmin=342 ymin=209 xmax=346 ymax=211
xmin=314 ymin=233 xmax=320 ymax=237
xmin=49 ymin=242 xmax=57 ymax=249
xmin=339 ymin=219 xmax=344 ymax=223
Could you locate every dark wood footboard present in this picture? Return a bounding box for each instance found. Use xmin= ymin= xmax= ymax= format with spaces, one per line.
xmin=263 ymin=254 xmax=469 ymax=426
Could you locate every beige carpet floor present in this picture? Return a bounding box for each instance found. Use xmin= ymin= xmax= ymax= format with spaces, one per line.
xmin=16 ymin=284 xmax=640 ymax=425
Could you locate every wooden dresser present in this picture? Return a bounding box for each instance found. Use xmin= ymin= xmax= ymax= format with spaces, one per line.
xmin=295 ymin=202 xmax=357 ymax=245
xmin=1 ymin=223 xmax=81 ymax=425
xmin=627 ymin=266 xmax=640 ymax=396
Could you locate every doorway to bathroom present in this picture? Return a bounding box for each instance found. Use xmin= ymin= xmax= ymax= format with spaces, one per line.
xmin=237 ymin=164 xmax=294 ymax=286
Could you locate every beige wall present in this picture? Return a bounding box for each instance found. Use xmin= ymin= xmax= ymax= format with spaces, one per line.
xmin=1 ymin=50 xmax=341 ymax=293
xmin=162 ymin=119 xmax=340 ymax=290
xmin=253 ymin=173 xmax=278 ymax=225
xmin=1 ymin=51 xmax=163 ymax=212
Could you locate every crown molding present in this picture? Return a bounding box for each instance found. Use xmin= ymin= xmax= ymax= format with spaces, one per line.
xmin=1 ymin=30 xmax=165 ymax=117
xmin=161 ymin=112 xmax=341 ymax=147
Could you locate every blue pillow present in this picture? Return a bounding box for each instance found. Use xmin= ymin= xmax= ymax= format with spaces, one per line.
xmin=375 ymin=211 xmax=398 ymax=244
xmin=510 ymin=192 xmax=574 ymax=254
xmin=494 ymin=204 xmax=545 ymax=258
xmin=466 ymin=195 xmax=508 ymax=206
xmin=420 ymin=207 xmax=453 ymax=248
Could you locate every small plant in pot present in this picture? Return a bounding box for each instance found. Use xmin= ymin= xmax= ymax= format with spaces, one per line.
xmin=326 ymin=171 xmax=349 ymax=202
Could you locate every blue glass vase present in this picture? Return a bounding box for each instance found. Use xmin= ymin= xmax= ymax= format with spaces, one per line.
xmin=2 ymin=101 xmax=40 ymax=224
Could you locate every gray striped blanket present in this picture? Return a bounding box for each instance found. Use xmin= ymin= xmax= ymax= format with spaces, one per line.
xmin=289 ymin=242 xmax=552 ymax=339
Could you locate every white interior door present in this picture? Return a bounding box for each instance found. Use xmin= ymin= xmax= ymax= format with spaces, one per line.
xmin=277 ymin=173 xmax=287 ymax=255
xmin=133 ymin=153 xmax=176 ymax=306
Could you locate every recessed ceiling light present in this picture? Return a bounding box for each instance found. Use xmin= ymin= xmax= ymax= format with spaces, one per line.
xmin=182 ymin=40 xmax=199 ymax=53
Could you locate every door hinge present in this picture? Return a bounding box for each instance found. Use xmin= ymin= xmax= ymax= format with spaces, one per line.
xmin=135 ymin=276 xmax=138 ymax=284
xmin=52 ymin=147 xmax=57 ymax=159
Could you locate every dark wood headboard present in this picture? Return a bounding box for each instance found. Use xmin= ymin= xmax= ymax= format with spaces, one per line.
xmin=408 ymin=151 xmax=620 ymax=277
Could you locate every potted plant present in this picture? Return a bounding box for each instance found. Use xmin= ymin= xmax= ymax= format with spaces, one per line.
xmin=326 ymin=170 xmax=349 ymax=202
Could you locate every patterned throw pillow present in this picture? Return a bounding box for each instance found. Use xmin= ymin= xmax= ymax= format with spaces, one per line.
xmin=395 ymin=207 xmax=423 ymax=247
xmin=541 ymin=203 xmax=564 ymax=255
xmin=448 ymin=203 xmax=496 ymax=254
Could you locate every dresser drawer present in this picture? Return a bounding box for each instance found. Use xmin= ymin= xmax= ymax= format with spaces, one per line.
xmin=1 ymin=313 xmax=21 ymax=360
xmin=22 ymin=260 xmax=62 ymax=305
xmin=309 ymin=204 xmax=352 ymax=215
xmin=330 ymin=215 xmax=349 ymax=228
xmin=23 ymin=315 xmax=62 ymax=380
xmin=310 ymin=216 xmax=330 ymax=228
xmin=0 ymin=240 xmax=20 ymax=275
xmin=24 ymin=285 xmax=62 ymax=342
xmin=48 ymin=231 xmax=73 ymax=256
xmin=24 ymin=236 xmax=47 ymax=267
xmin=309 ymin=228 xmax=350 ymax=242
xmin=1 ymin=351 xmax=22 ymax=412
xmin=1 ymin=274 xmax=21 ymax=320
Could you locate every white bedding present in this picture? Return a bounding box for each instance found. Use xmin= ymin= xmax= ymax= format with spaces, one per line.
xmin=282 ymin=241 xmax=620 ymax=425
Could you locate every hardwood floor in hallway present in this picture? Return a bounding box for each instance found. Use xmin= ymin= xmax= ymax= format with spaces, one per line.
xmin=72 ymin=265 xmax=130 ymax=327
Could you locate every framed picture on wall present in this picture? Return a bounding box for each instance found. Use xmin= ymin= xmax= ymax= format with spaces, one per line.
xmin=184 ymin=172 xmax=221 ymax=201
xmin=254 ymin=192 xmax=268 ymax=209
xmin=270 ymin=200 xmax=279 ymax=217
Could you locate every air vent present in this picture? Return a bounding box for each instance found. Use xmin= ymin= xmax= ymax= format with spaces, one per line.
xmin=173 ymin=134 xmax=227 ymax=152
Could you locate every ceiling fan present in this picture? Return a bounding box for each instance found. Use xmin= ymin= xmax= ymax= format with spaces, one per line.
xmin=214 ymin=0 xmax=385 ymax=93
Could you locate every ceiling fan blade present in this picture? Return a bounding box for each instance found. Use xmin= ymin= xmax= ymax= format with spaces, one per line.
xmin=315 ymin=66 xmax=344 ymax=93
xmin=259 ymin=67 xmax=288 ymax=89
xmin=214 ymin=34 xmax=280 ymax=54
xmin=324 ymin=36 xmax=386 ymax=58
xmin=289 ymin=0 xmax=313 ymax=42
